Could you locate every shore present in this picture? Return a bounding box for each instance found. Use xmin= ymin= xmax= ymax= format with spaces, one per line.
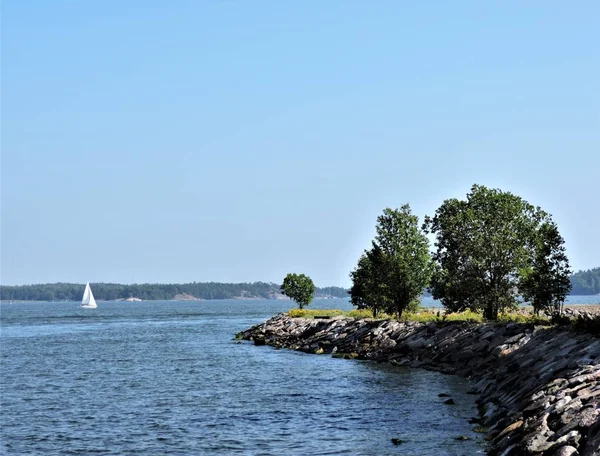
xmin=238 ymin=315 xmax=600 ymax=455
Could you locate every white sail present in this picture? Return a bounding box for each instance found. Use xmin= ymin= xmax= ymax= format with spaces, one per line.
xmin=81 ymin=282 xmax=97 ymax=308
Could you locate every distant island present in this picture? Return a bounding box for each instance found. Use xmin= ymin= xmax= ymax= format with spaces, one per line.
xmin=2 ymin=267 xmax=597 ymax=302
xmin=0 ymin=281 xmax=349 ymax=302
xmin=570 ymin=267 xmax=600 ymax=295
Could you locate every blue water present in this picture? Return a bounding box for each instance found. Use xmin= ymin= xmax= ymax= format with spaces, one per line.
xmin=0 ymin=299 xmax=489 ymax=455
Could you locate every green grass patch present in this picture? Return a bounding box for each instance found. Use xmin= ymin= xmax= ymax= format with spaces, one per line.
xmin=399 ymin=309 xmax=483 ymax=323
xmin=497 ymin=312 xmax=551 ymax=325
xmin=287 ymin=307 xmax=553 ymax=324
xmin=287 ymin=308 xmax=345 ymax=318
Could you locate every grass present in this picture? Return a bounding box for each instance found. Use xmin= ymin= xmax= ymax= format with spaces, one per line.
xmin=287 ymin=308 xmax=345 ymax=318
xmin=286 ymin=307 xmax=552 ymax=324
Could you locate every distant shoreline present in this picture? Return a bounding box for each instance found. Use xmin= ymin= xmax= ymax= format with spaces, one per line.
xmin=0 ymin=282 xmax=350 ymax=302
xmin=0 ymin=296 xmax=351 ymax=303
xmin=2 ymin=298 xmax=599 ymax=306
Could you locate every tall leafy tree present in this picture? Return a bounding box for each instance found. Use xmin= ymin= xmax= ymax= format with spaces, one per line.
xmin=349 ymin=245 xmax=388 ymax=317
xmin=280 ymin=273 xmax=315 ymax=309
xmin=424 ymin=184 xmax=570 ymax=320
xmin=350 ymin=205 xmax=432 ymax=319
xmin=520 ymin=221 xmax=571 ymax=315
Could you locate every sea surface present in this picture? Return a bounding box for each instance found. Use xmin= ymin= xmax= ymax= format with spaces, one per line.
xmin=10 ymin=297 xmax=598 ymax=455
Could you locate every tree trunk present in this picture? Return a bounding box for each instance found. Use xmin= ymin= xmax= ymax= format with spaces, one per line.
xmin=483 ymin=303 xmax=498 ymax=321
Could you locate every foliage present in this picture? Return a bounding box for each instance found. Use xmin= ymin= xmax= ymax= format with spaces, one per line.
xmin=519 ymin=221 xmax=571 ymax=315
xmin=424 ymin=184 xmax=570 ymax=321
xmin=316 ymin=286 xmax=350 ymax=298
xmin=0 ymin=281 xmax=346 ymax=302
xmin=496 ymin=313 xmax=550 ymax=325
xmin=346 ymin=308 xmax=378 ymax=319
xmin=400 ymin=309 xmax=484 ymax=323
xmin=570 ymin=267 xmax=600 ymax=295
xmin=350 ymin=205 xmax=432 ymax=319
xmin=280 ymin=273 xmax=316 ymax=309
xmin=349 ymin=247 xmax=388 ymax=317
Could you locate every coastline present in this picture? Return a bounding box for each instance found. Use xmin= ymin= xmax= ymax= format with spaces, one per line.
xmin=238 ymin=315 xmax=600 ymax=455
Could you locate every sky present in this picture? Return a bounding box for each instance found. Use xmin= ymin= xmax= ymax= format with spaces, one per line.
xmin=2 ymin=1 xmax=599 ymax=288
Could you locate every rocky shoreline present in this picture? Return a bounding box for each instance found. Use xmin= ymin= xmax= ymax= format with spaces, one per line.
xmin=238 ymin=315 xmax=600 ymax=455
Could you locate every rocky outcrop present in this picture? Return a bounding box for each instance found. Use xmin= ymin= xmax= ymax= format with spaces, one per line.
xmin=238 ymin=315 xmax=600 ymax=456
xmin=172 ymin=293 xmax=201 ymax=301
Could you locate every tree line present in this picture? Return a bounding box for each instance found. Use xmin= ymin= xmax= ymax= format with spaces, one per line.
xmin=286 ymin=184 xmax=576 ymax=321
xmin=570 ymin=268 xmax=600 ymax=295
xmin=0 ymin=281 xmax=349 ymax=302
xmin=349 ymin=184 xmax=572 ymax=320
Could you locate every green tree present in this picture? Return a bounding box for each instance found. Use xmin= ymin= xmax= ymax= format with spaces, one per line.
xmin=520 ymin=221 xmax=571 ymax=315
xmin=423 ymin=184 xmax=569 ymax=320
xmin=280 ymin=273 xmax=315 ymax=309
xmin=349 ymin=245 xmax=388 ymax=317
xmin=350 ymin=205 xmax=432 ymax=319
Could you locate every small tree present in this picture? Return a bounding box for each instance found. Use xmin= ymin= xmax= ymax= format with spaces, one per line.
xmin=350 ymin=205 xmax=432 ymax=319
xmin=281 ymin=273 xmax=315 ymax=309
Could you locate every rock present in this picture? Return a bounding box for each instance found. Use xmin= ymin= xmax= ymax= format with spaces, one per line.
xmin=577 ymin=389 xmax=600 ymax=401
xmin=455 ymin=435 xmax=471 ymax=440
xmin=444 ymin=398 xmax=456 ymax=405
xmin=523 ymin=431 xmax=554 ymax=453
xmin=553 ymin=445 xmax=579 ymax=456
xmin=568 ymin=370 xmax=600 ymax=386
xmin=495 ymin=420 xmax=523 ymax=440
xmin=253 ymin=337 xmax=266 ymax=346
xmin=553 ymin=430 xmax=581 ymax=448
xmin=578 ymin=407 xmax=600 ymax=428
xmin=580 ymin=421 xmax=600 ymax=456
xmin=524 ymin=397 xmax=551 ymax=416
xmin=553 ymin=396 xmax=573 ymax=414
xmin=498 ymin=443 xmax=520 ymax=456
xmin=390 ymin=438 xmax=405 ymax=445
xmin=438 ymin=393 xmax=451 ymax=397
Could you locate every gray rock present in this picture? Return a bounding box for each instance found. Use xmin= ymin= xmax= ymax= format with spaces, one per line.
xmin=553 ymin=445 xmax=580 ymax=456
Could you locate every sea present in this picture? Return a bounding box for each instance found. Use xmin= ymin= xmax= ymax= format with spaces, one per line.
xmin=1 ymin=296 xmax=598 ymax=455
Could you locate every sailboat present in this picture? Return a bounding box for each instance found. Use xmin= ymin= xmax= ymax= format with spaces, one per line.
xmin=81 ymin=282 xmax=97 ymax=308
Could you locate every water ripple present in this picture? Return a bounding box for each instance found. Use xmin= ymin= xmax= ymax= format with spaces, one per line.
xmin=1 ymin=300 xmax=486 ymax=455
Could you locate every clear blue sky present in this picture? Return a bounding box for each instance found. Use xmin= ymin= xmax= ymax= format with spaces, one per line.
xmin=2 ymin=1 xmax=599 ymax=287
